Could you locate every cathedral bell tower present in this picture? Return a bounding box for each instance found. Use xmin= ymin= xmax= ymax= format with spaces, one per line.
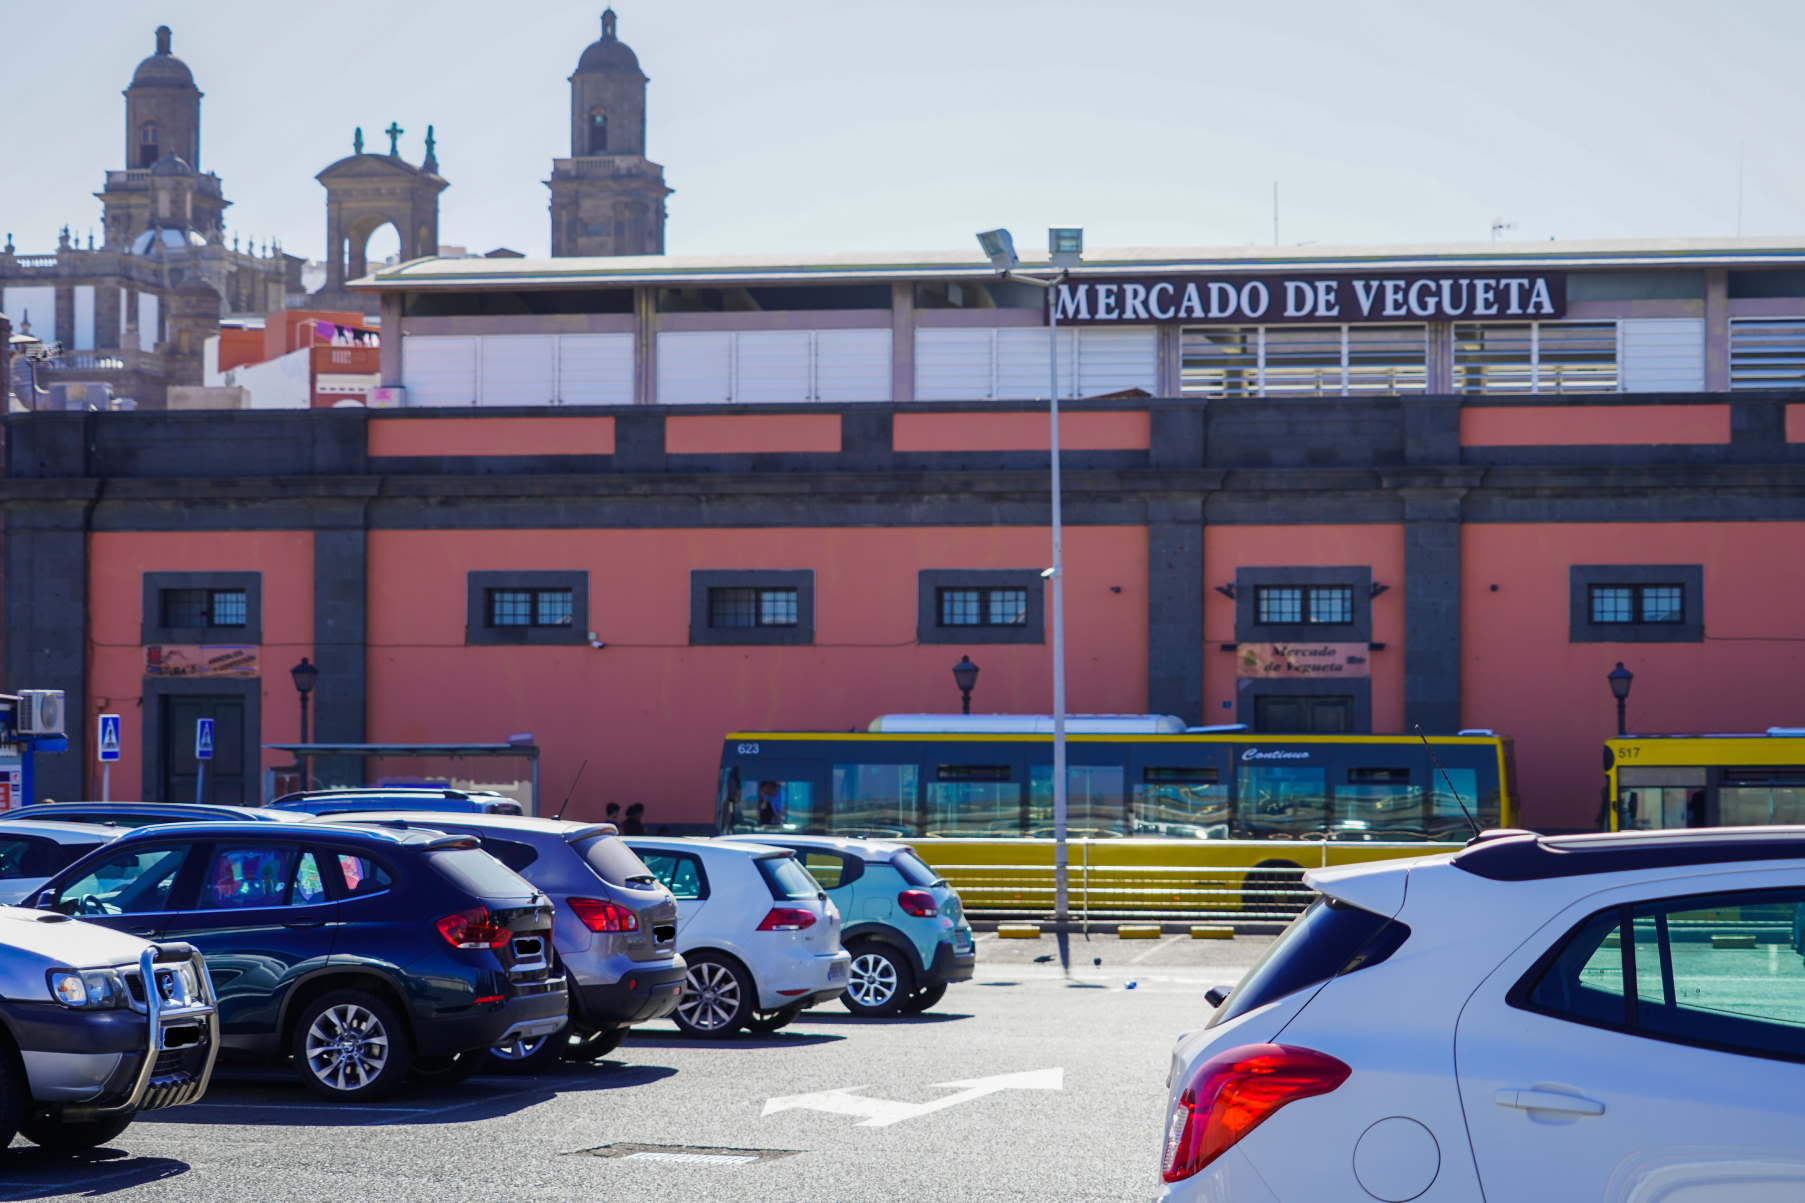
xmin=547 ymin=10 xmax=672 ymax=257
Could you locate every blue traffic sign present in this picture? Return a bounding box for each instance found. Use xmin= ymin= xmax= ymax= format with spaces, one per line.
xmin=97 ymin=714 xmax=121 ymax=762
xmin=196 ymin=718 xmax=214 ymax=761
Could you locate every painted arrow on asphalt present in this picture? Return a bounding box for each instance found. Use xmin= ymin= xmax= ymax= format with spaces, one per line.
xmin=762 ymin=1067 xmax=1063 ymax=1127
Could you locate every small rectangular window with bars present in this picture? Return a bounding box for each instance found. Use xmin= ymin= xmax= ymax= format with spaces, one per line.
xmin=710 ymin=587 xmax=798 ymax=629
xmin=1454 ymin=322 xmax=1619 ymax=394
xmin=487 ymin=588 xmax=574 ymax=628
xmin=161 ymin=588 xmax=248 ymax=628
xmin=938 ymin=587 xmax=1029 ymax=628
xmin=1256 ymin=585 xmax=1354 ymax=625
xmin=1181 ymin=325 xmax=1427 ymax=398
xmin=1590 ymin=584 xmax=1684 ymax=625
xmin=1729 ymin=318 xmax=1805 ymax=391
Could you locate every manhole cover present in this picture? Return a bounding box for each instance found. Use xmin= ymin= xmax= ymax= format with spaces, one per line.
xmin=571 ymin=1143 xmax=802 ymax=1166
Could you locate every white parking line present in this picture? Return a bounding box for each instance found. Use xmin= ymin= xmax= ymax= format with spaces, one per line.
xmin=1127 ymin=935 xmax=1187 ymax=964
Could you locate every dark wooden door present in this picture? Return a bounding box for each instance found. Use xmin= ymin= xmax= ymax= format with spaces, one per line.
xmin=163 ymin=696 xmax=246 ymax=805
xmin=1254 ymin=695 xmax=1355 ymax=734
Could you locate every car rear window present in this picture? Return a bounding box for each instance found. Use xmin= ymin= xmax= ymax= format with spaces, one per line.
xmin=576 ymin=835 xmax=659 ymax=889
xmin=426 ymin=848 xmax=536 ymax=900
xmin=758 ymin=854 xmax=823 ymax=900
xmin=892 ymin=850 xmax=943 ymax=887
xmin=1208 ymin=895 xmax=1410 ymax=1028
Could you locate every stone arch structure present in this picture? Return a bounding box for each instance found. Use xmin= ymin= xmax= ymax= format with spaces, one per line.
xmin=315 ymin=146 xmax=447 ymax=294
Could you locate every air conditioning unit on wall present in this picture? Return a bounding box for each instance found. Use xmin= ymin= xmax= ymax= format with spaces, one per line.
xmin=15 ymin=690 xmax=64 ymax=736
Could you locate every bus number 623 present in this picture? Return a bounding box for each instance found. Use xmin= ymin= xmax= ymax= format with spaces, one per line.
xmin=737 ymin=743 xmax=760 ymax=755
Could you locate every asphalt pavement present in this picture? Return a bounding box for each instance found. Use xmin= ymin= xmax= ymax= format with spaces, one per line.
xmin=3 ymin=931 xmax=1271 ymax=1202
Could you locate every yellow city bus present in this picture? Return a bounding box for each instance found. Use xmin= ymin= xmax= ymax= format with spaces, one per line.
xmin=1606 ymin=729 xmax=1805 ymax=831
xmin=717 ymin=717 xmax=1517 ymax=919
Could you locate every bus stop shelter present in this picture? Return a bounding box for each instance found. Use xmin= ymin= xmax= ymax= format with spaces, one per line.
xmin=262 ymin=742 xmax=541 ymax=814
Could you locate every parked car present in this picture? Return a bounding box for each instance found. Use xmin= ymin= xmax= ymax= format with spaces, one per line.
xmin=269 ymin=788 xmax=523 ymax=817
xmin=8 ymin=802 xmax=307 ymax=828
xmin=0 ymin=820 xmax=123 ymax=905
xmin=315 ymin=811 xmax=684 ymax=1072
xmin=722 ymin=834 xmax=974 ymax=1016
xmin=622 ymin=837 xmax=850 ymax=1037
xmin=0 ymin=910 xmax=216 ymax=1150
xmin=1159 ymin=827 xmax=1805 ymax=1201
xmin=32 ymin=821 xmax=565 ymax=1102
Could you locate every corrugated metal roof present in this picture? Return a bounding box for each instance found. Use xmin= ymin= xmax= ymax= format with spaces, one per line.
xmin=351 ymin=235 xmax=1805 ymax=292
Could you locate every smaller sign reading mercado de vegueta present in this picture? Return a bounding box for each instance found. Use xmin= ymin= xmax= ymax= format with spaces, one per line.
xmin=1047 ymin=273 xmax=1565 ymax=326
xmin=1237 ymin=642 xmax=1370 ymax=679
xmin=144 ymin=645 xmax=259 ymax=678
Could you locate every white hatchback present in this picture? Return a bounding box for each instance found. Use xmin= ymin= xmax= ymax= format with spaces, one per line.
xmin=1158 ymin=827 xmax=1805 ymax=1202
xmin=624 ymin=837 xmax=850 ymax=1038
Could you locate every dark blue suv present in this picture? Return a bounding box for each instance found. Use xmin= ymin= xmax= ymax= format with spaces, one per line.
xmin=34 ymin=822 xmax=565 ymax=1101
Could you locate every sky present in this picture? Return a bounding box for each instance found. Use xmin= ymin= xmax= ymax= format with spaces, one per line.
xmin=3 ymin=0 xmax=1803 ymax=265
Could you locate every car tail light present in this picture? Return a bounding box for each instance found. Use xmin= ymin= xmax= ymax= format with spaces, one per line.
xmin=1160 ymin=1044 xmax=1350 ymax=1183
xmin=897 ymin=889 xmax=938 ymax=917
xmin=569 ymin=897 xmax=639 ymax=933
xmin=436 ymin=906 xmax=511 ymax=950
xmin=757 ymin=907 xmax=817 ymax=932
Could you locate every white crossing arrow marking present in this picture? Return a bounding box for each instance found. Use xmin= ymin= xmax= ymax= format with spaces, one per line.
xmin=762 ymin=1067 xmax=1062 ymax=1127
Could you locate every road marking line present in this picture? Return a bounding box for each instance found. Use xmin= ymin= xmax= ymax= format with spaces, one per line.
xmin=764 ymin=1067 xmax=1062 ymax=1128
xmin=1127 ymin=935 xmax=1187 ymax=964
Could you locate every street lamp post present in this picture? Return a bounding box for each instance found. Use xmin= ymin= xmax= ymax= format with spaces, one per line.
xmin=1608 ymin=662 xmax=1634 ymax=738
xmin=291 ymin=656 xmax=319 ymax=789
xmin=952 ymin=656 xmax=980 ymax=715
xmin=977 ymin=226 xmax=1082 ymax=921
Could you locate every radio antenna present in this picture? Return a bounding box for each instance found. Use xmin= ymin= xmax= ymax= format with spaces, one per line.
xmin=1415 ymin=725 xmax=1482 ymax=839
xmin=553 ymin=759 xmax=587 ymax=821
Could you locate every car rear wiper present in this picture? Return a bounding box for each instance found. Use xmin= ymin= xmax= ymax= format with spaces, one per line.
xmin=624 ymin=874 xmax=657 ymax=886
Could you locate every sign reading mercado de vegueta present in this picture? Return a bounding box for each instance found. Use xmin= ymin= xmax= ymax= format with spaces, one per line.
xmin=1045 ymin=272 xmax=1567 ymax=326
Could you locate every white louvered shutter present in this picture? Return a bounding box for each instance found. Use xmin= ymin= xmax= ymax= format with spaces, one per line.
xmin=1077 ymin=328 xmax=1158 ymax=398
xmin=1618 ymin=319 xmax=1705 ymax=393
xmin=402 ymin=336 xmax=479 ymax=406
xmin=734 ymin=331 xmax=812 ymax=403
xmin=477 ymin=335 xmax=555 ymax=406
xmin=997 ymin=328 xmax=1079 ymax=400
xmin=657 ymin=332 xmax=733 ymax=404
xmin=556 ymin=334 xmax=634 ymax=404
xmin=913 ymin=329 xmax=996 ymax=401
xmin=815 ymin=329 xmax=892 ymax=402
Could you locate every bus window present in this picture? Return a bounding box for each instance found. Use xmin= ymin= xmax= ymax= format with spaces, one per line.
xmin=1238 ymin=764 xmax=1328 ymax=839
xmin=1335 ymin=767 xmax=1424 ymax=841
xmin=1720 ymin=769 xmax=1805 ymax=826
xmin=1619 ymin=767 xmax=1708 ymax=830
xmin=1029 ymin=766 xmax=1127 ymax=838
xmin=927 ymin=765 xmax=1020 ymax=837
xmin=728 ymin=774 xmax=820 ymax=833
xmin=1133 ymin=766 xmax=1228 ymax=838
xmin=831 ymin=764 xmax=919 ymax=838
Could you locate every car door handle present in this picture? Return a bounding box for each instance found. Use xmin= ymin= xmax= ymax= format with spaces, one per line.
xmin=127 ymin=926 xmax=156 ymax=936
xmin=1494 ymin=1088 xmax=1605 ymax=1116
xmin=283 ymin=921 xmax=326 ymax=929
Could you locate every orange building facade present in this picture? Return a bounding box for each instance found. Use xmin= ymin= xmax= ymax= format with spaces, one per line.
xmin=6 ymin=239 xmax=1805 ymax=832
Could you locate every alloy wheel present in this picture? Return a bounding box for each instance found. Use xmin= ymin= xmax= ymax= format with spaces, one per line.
xmin=848 ymin=952 xmax=899 ymax=1008
xmin=490 ymin=1034 xmax=548 ymax=1062
xmin=678 ymin=961 xmax=742 ymax=1031
xmin=303 ymin=1003 xmax=390 ymax=1093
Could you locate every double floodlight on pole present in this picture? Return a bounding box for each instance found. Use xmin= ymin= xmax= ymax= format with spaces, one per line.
xmin=974 ymin=225 xmax=1082 ymax=922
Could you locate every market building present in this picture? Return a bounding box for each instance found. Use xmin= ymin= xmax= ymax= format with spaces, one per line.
xmin=4 ymin=235 xmax=1803 ymax=831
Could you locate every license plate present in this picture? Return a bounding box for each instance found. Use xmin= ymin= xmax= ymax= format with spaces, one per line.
xmin=828 ymin=961 xmax=848 ymax=981
xmin=955 ymin=935 xmax=972 ymax=952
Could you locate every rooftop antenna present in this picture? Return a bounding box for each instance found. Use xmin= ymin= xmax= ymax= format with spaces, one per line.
xmin=1490 ymin=217 xmax=1515 ymax=241
xmin=553 ymin=758 xmax=588 ymax=821
xmin=1415 ymin=725 xmax=1482 ymax=839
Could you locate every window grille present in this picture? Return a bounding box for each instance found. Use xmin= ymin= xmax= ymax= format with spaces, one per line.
xmin=710 ymin=587 xmax=798 ymax=629
xmin=1590 ymin=584 xmax=1683 ymax=625
xmin=1309 ymin=586 xmax=1353 ymax=624
xmin=938 ymin=587 xmax=1028 ymax=627
xmin=1181 ymin=325 xmax=1426 ymax=397
xmin=1255 ymin=585 xmax=1353 ymax=625
xmin=1730 ymin=318 xmax=1805 ymax=391
xmin=1256 ymin=587 xmax=1302 ymax=624
xmin=1454 ymin=322 xmax=1619 ymax=394
xmin=161 ymin=588 xmax=248 ymax=628
xmin=487 ymin=588 xmax=573 ymax=628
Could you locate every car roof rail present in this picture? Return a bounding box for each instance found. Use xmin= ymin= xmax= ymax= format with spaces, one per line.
xmin=1453 ymin=826 xmax=1805 ymax=881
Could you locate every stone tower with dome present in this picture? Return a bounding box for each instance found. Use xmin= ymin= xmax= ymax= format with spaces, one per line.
xmin=546 ymin=10 xmax=672 ymax=257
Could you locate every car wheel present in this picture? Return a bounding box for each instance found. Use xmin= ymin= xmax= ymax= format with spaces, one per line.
xmin=18 ymin=1114 xmax=133 ymax=1151
xmin=485 ymin=1020 xmax=570 ymax=1075
xmin=673 ymin=953 xmax=751 ymax=1038
xmin=899 ymin=983 xmax=947 ymax=1014
xmin=842 ymin=943 xmax=913 ymax=1017
xmin=745 ymin=1005 xmax=804 ymax=1033
xmin=407 ymin=1050 xmax=485 ymax=1086
xmin=0 ymin=1042 xmax=26 ymax=1147
xmin=292 ymin=989 xmax=412 ymax=1102
xmin=562 ymin=1026 xmax=626 ymax=1062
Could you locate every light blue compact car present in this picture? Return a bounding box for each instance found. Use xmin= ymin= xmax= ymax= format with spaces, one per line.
xmin=721 ymin=834 xmax=974 ymax=1016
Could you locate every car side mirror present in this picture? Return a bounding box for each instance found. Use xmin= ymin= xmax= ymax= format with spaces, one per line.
xmin=1204 ymin=984 xmax=1232 ymax=1009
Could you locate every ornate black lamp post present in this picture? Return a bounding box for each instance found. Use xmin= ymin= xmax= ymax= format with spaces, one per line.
xmin=1607 ymin=662 xmax=1634 ymax=737
xmin=952 ymin=656 xmax=980 ymax=715
xmin=291 ymin=657 xmax=319 ymax=789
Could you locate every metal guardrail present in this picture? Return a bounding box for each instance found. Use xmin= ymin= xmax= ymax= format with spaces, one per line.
xmin=934 ymin=857 xmax=1317 ymax=924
